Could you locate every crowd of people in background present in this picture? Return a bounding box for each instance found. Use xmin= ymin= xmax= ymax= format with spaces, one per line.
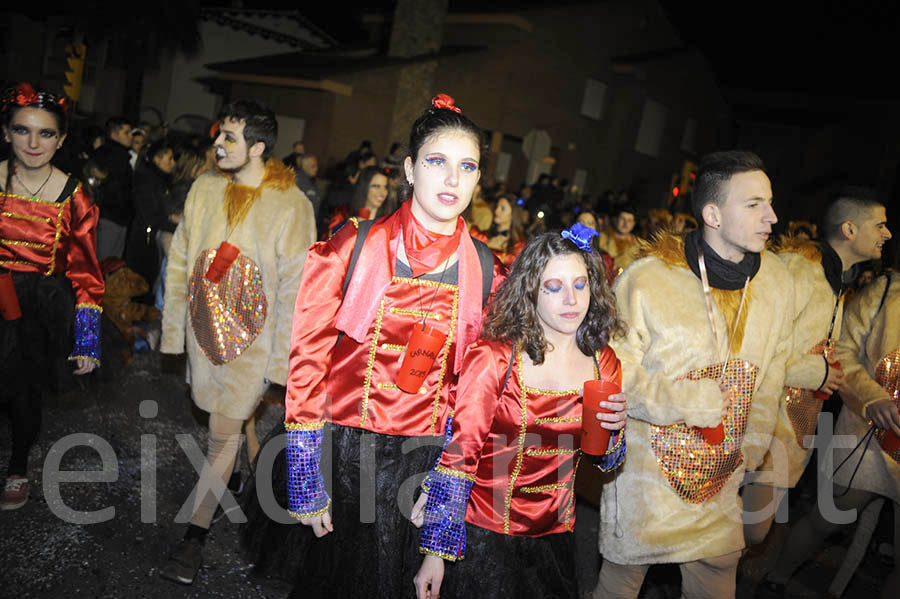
xmin=2 ymin=83 xmax=898 ymax=599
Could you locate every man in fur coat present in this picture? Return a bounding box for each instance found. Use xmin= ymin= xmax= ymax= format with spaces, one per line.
xmin=760 ymin=203 xmax=894 ymax=598
xmin=744 ymin=190 xmax=890 ymax=547
xmin=594 ymin=151 xmax=794 ymax=598
xmin=159 ymin=99 xmax=316 ymax=585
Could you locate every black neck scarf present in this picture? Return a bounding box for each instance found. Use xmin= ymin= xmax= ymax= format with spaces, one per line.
xmin=684 ymin=230 xmax=761 ymax=290
xmin=817 ymin=240 xmax=847 ymax=296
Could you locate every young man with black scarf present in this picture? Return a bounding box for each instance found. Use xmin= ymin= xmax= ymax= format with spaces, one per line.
xmin=743 ymin=189 xmax=891 ymax=548
xmin=594 ymin=151 xmax=794 ymax=598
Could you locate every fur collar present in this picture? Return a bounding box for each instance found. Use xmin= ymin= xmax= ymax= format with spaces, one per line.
xmin=640 ymin=230 xmax=750 ymax=354
xmin=776 ymin=235 xmax=821 ymax=262
xmin=224 ymin=159 xmax=295 ymax=227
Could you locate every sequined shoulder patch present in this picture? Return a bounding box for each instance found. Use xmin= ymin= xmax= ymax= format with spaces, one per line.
xmin=188 ymin=248 xmax=267 ymax=365
xmin=650 ymin=359 xmax=758 ymax=504
xmin=785 ymin=339 xmax=832 ymax=449
xmin=874 ymin=347 xmax=900 ymax=464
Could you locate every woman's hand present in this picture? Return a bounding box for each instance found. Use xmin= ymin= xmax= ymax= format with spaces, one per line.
xmin=597 ymin=391 xmax=627 ymax=430
xmin=411 ymin=491 xmax=428 ymax=528
xmin=73 ymin=358 xmax=96 ymax=375
xmin=300 ymin=511 xmax=334 ymax=537
xmin=414 ymin=555 xmax=445 ymax=599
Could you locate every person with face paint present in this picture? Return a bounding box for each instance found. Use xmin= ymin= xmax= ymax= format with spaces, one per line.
xmin=412 ymin=228 xmax=627 ymax=599
xmin=0 ymin=83 xmax=103 ymax=510
xmin=593 ymin=151 xmax=794 ymax=598
xmin=159 ymin=98 xmax=315 ymax=585
xmin=263 ymin=94 xmax=505 ymax=598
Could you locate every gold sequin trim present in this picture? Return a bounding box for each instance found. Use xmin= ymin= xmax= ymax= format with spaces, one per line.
xmin=391 ymin=276 xmax=457 ymax=290
xmin=504 ymin=349 xmax=528 ymax=534
xmin=68 ymin=355 xmax=100 ymax=366
xmin=563 ymin=455 xmax=580 ymax=530
xmin=1 ymin=238 xmax=47 ymax=249
xmin=521 ymin=482 xmax=568 ymax=493
xmin=377 ymin=382 xmax=426 ymax=393
xmin=389 ymin=307 xmax=441 ymax=321
xmin=429 ymin=285 xmax=458 ymax=435
xmin=419 ymin=547 xmax=464 ymax=562
xmin=434 ymin=465 xmax=476 ymax=482
xmin=535 ymin=416 xmax=581 ymax=424
xmin=349 ymin=217 xmax=360 ymax=229
xmin=381 ymin=343 xmax=406 ymax=352
xmin=0 ymin=260 xmax=33 ymax=269
xmin=284 ymin=421 xmax=325 ymax=431
xmin=2 ymin=211 xmax=52 ymax=223
xmin=524 ymin=386 xmax=580 ymax=396
xmin=47 ymin=198 xmax=68 ymax=276
xmin=288 ymin=500 xmax=331 ymax=519
xmin=360 ymin=298 xmax=387 ymax=426
xmin=75 ymin=302 xmax=103 ymax=312
xmin=2 ymin=192 xmax=72 ymax=206
xmin=525 ymin=447 xmax=578 ymax=456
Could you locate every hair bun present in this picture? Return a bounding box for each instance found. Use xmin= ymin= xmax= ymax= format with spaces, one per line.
xmin=431 ymin=93 xmax=462 ymax=114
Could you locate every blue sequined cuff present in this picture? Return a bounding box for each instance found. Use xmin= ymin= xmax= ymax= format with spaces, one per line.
xmin=591 ymin=430 xmax=626 ymax=472
xmin=285 ymin=427 xmax=331 ymax=518
xmin=419 ymin=466 xmax=474 ymax=562
xmin=422 ymin=414 xmax=455 ymax=493
xmin=69 ymin=305 xmax=101 ymax=366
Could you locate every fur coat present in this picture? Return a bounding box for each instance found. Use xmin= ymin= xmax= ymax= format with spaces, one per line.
xmin=601 ymin=232 xmax=793 ymax=564
xmin=833 ymin=273 xmax=900 ymax=502
xmin=161 ymin=160 xmax=316 ymax=420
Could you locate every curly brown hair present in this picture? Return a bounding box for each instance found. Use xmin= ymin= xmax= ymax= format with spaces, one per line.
xmin=481 ymin=232 xmax=625 ymax=364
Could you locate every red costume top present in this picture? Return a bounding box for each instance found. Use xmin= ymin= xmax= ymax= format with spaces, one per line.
xmin=468 ymin=227 xmax=524 ymax=268
xmin=1 ymin=181 xmax=104 ymax=363
xmin=284 ymin=215 xmax=506 ymax=438
xmin=440 ymin=339 xmax=623 ymax=537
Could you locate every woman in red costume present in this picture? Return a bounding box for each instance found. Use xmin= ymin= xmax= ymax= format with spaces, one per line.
xmin=326 ymin=165 xmax=396 ymax=237
xmin=413 ymin=226 xmax=627 ymax=599
xmin=0 ymin=83 xmax=103 ymax=510
xmin=249 ymin=94 xmax=504 ymax=598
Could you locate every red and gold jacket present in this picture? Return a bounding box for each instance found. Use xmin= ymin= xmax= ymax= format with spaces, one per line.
xmin=1 ymin=181 xmax=103 ymax=363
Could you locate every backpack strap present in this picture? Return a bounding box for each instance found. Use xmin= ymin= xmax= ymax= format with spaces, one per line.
xmin=334 ymin=219 xmax=374 ymax=348
xmin=499 ymin=346 xmax=515 ymax=395
xmin=472 ymin=237 xmax=494 ymax=308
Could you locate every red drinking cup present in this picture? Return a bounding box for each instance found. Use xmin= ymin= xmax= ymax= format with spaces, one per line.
xmin=205 ymin=241 xmax=240 ymax=283
xmin=396 ymin=323 xmax=447 ymax=393
xmin=582 ymin=379 xmax=620 ymax=455
xmin=813 ymin=361 xmax=842 ymax=400
xmin=0 ymin=271 xmax=22 ymax=321
xmin=699 ymin=423 xmax=725 ymax=445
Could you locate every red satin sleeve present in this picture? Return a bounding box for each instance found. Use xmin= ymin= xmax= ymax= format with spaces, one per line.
xmin=284 ymin=222 xmax=358 ymax=426
xmin=64 ymin=187 xmax=104 ymax=307
xmin=439 ymin=339 xmax=508 ymax=476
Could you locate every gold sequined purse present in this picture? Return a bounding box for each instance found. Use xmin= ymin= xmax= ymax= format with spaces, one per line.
xmin=874 ymin=348 xmax=900 ymax=464
xmin=784 ymin=339 xmax=832 ymax=449
xmin=650 ymin=359 xmax=758 ymax=504
xmin=189 ymin=247 xmax=267 ymax=365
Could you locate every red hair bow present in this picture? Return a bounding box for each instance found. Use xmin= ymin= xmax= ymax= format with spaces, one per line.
xmin=14 ymin=83 xmax=39 ymax=107
xmin=432 ymin=93 xmax=461 ymax=113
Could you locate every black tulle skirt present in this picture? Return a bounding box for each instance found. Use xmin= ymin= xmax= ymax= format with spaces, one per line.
xmin=439 ymin=524 xmax=579 ymax=599
xmin=0 ymin=271 xmax=74 ymax=402
xmin=240 ymin=420 xmax=443 ymax=598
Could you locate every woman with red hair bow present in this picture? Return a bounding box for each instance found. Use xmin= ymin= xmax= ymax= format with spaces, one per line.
xmin=0 ymin=83 xmax=103 ymax=510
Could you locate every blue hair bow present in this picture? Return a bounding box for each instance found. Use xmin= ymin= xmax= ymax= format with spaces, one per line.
xmin=561 ymin=222 xmax=599 ymax=252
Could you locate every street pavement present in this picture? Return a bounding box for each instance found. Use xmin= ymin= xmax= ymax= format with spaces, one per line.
xmin=1 ymin=348 xmax=894 ymax=598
